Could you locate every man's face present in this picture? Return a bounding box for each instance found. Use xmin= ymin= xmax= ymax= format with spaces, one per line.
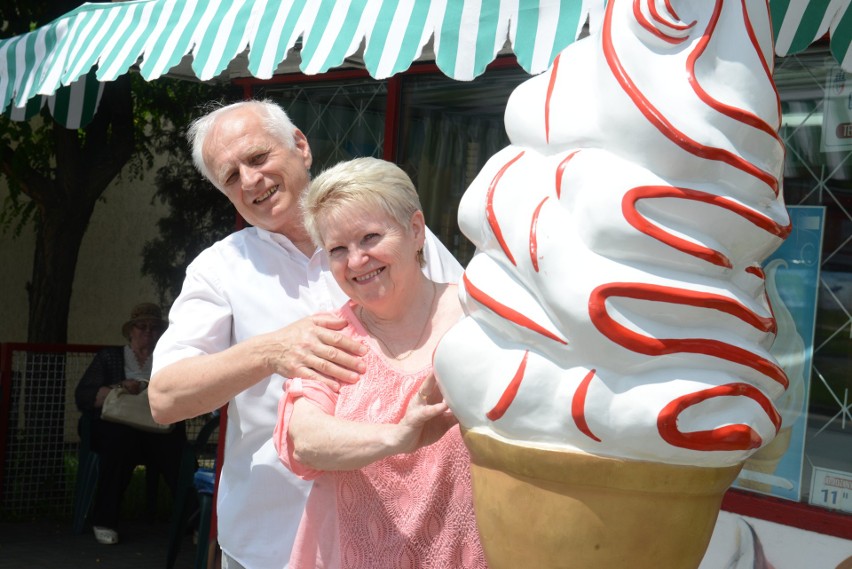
xmin=202 ymin=107 xmax=313 ymax=237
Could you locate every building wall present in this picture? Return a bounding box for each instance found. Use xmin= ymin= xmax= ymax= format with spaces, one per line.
xmin=0 ymin=161 xmax=169 ymax=345
xmin=0 ymin=192 xmax=34 ymax=343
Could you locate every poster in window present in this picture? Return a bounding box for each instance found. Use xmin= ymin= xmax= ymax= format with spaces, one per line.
xmin=733 ymin=206 xmax=825 ymax=501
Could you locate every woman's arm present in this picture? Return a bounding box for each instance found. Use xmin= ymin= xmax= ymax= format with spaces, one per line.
xmin=288 ymin=374 xmax=453 ymax=472
xmin=75 ymin=348 xmax=120 ymax=412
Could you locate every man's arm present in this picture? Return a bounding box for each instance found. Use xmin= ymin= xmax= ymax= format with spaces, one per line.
xmin=149 ymin=313 xmax=367 ymax=424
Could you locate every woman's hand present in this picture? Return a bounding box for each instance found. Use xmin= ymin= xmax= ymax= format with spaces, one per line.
xmin=397 ymin=374 xmax=457 ymax=453
xmin=120 ymin=379 xmax=144 ymax=395
xmin=285 ymin=374 xmax=459 ymax=472
xmin=94 ymin=386 xmax=112 ymax=408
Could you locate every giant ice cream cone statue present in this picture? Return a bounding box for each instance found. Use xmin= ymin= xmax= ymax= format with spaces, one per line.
xmin=433 ymin=1 xmax=791 ymax=568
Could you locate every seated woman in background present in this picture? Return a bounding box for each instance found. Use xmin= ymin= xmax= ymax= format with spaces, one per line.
xmin=75 ymin=303 xmax=186 ymax=545
xmin=274 ymin=157 xmax=486 ymax=569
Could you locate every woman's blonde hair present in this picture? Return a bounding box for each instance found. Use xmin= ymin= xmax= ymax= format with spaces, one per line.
xmin=302 ymin=157 xmax=424 ymax=251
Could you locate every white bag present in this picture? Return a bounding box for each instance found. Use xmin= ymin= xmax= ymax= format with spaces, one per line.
xmin=100 ymin=386 xmax=173 ymax=433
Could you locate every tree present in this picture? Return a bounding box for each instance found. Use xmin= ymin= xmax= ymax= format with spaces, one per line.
xmin=0 ymin=2 xmax=237 ymax=343
xmin=141 ymin=138 xmax=237 ymax=307
xmin=1 ymin=76 xmax=134 ymax=343
xmin=1 ymin=1 xmax=126 ymax=343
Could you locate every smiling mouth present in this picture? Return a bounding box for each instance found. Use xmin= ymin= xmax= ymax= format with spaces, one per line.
xmin=253 ymin=186 xmax=279 ymax=204
xmin=353 ymin=268 xmax=384 ymax=282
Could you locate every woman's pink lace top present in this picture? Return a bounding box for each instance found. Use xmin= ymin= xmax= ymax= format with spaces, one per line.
xmin=274 ymin=302 xmax=486 ymax=569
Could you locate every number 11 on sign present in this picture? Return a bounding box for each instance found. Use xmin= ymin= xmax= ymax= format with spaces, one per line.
xmin=809 ymin=466 xmax=852 ymax=514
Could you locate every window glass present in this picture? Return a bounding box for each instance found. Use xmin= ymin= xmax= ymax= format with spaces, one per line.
xmin=774 ymin=47 xmax=852 ymax=512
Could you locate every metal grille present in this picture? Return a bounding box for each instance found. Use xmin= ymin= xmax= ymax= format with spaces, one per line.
xmin=259 ymin=80 xmax=388 ymax=172
xmin=1 ymin=349 xmax=96 ymax=519
xmin=0 ymin=345 xmax=215 ymax=520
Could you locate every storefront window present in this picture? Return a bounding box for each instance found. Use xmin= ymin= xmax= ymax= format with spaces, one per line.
xmin=769 ymin=47 xmax=852 ymax=516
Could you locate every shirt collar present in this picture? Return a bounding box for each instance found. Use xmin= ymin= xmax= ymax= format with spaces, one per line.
xmin=256 ymin=226 xmax=323 ymax=263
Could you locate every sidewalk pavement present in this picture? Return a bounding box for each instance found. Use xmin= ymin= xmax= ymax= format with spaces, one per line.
xmin=0 ymin=519 xmax=199 ymax=569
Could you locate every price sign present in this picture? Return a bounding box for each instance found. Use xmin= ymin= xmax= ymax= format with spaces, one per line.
xmin=809 ymin=466 xmax=852 ymax=514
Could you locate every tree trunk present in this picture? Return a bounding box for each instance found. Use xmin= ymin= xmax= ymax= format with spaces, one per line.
xmin=26 ymin=206 xmax=92 ymax=344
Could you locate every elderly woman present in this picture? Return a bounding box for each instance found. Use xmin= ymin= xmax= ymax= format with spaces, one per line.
xmin=75 ymin=303 xmax=186 ymax=545
xmin=274 ymin=157 xmax=486 ymax=568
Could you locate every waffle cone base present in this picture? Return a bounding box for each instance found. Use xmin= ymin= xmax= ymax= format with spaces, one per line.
xmin=464 ymin=431 xmax=742 ymax=569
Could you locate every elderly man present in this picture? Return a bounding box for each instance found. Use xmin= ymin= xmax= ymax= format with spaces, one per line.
xmin=149 ymin=100 xmax=462 ymax=569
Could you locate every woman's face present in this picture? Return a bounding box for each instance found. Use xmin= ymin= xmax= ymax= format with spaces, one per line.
xmin=319 ymin=204 xmax=426 ymax=312
xmin=128 ymin=320 xmax=164 ymax=352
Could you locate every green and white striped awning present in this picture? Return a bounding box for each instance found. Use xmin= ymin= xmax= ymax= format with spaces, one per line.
xmin=1 ymin=0 xmax=850 ymax=129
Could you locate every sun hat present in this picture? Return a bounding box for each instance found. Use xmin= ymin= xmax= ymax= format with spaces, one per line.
xmin=121 ymin=302 xmax=167 ymax=339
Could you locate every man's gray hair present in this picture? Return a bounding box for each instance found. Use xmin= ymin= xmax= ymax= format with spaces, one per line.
xmin=186 ymin=100 xmax=298 ymax=185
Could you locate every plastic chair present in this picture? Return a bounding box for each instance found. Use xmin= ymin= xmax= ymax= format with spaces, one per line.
xmin=166 ymin=414 xmax=220 ymax=569
xmin=193 ymin=468 xmax=216 ymax=569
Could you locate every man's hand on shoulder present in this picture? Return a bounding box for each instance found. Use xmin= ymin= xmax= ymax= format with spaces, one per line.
xmin=267 ymin=313 xmax=367 ymax=390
